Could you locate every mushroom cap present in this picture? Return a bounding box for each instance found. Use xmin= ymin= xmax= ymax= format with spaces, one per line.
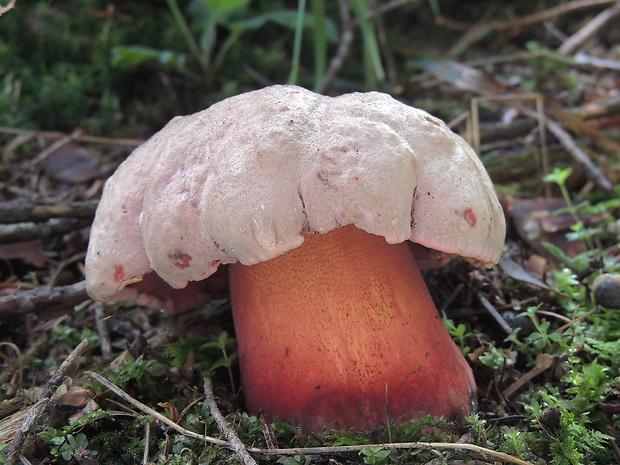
xmin=85 ymin=85 xmax=505 ymax=309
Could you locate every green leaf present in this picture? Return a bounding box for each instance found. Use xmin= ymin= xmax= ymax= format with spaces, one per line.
xmin=543 ymin=167 xmax=573 ymax=185
xmin=228 ymin=10 xmax=338 ymax=42
xmin=111 ymin=46 xmax=186 ymax=71
xmin=200 ymin=0 xmax=249 ymax=15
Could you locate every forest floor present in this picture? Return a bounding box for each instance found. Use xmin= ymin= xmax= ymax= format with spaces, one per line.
xmin=1 ymin=1 xmax=620 ymax=464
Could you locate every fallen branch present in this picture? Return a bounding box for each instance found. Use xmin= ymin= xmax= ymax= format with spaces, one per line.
xmin=524 ymin=107 xmax=614 ymax=192
xmin=444 ymin=0 xmax=619 ymax=57
xmin=0 ymin=218 xmax=90 ymax=244
xmin=558 ymin=2 xmax=620 ymax=55
xmin=4 ymin=339 xmax=91 ymax=465
xmin=0 ymin=127 xmax=144 ymax=148
xmin=86 ymin=371 xmax=230 ymax=447
xmin=87 ymin=371 xmax=536 ymax=465
xmin=0 ymin=200 xmax=99 ymax=224
xmin=203 ymin=376 xmax=257 ymax=465
xmin=0 ymin=281 xmax=89 ymax=318
xmin=320 ymin=0 xmax=355 ymax=93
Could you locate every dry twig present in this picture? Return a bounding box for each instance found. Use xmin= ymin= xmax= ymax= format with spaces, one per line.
xmin=0 ymin=218 xmax=91 ymax=244
xmin=87 ymin=371 xmax=536 ymax=465
xmin=0 ymin=200 xmax=99 ymax=224
xmin=94 ymin=302 xmax=113 ymax=360
xmin=0 ymin=127 xmax=144 ymax=149
xmin=521 ymin=106 xmax=614 ymax=192
xmin=86 ymin=371 xmax=230 ymax=447
xmin=203 ymin=376 xmax=257 ymax=465
xmin=558 ymin=2 xmax=620 ymax=55
xmin=320 ymin=0 xmax=355 ymax=93
xmin=0 ymin=281 xmax=89 ymax=318
xmin=4 ymin=339 xmax=91 ymax=465
xmin=444 ymin=0 xmax=619 ymax=57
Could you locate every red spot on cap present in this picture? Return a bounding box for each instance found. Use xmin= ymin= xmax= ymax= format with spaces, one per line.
xmin=114 ymin=265 xmax=125 ymax=283
xmin=464 ymin=208 xmax=477 ymax=227
xmin=174 ymin=253 xmax=193 ymax=269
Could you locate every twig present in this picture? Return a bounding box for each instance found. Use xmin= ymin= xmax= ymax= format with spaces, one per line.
xmin=558 ymin=2 xmax=620 ymax=55
xmin=0 ymin=127 xmax=144 ymax=148
xmin=363 ymin=0 xmax=422 ymax=21
xmin=520 ymin=106 xmax=614 ymax=192
xmin=256 ymin=442 xmax=536 ymax=464
xmin=320 ymin=0 xmax=355 ymax=93
xmin=46 ymin=252 xmax=87 ymax=289
xmin=547 ymin=100 xmax=620 ymax=156
xmin=0 ymin=218 xmax=90 ymax=244
xmin=94 ymin=302 xmax=113 ymax=360
xmin=478 ymin=294 xmax=514 ymax=335
xmin=30 ymin=129 xmax=83 ymax=165
xmin=319 ymin=0 xmax=422 ymax=93
xmin=369 ymin=0 xmax=398 ymax=89
xmin=0 ymin=200 xmax=99 ymax=224
xmin=492 ymin=0 xmax=619 ymax=31
xmin=443 ymin=0 xmax=619 ymax=57
xmin=553 ymin=307 xmax=598 ymax=333
xmin=426 ymin=58 xmax=614 ymax=191
xmin=142 ymin=421 xmax=151 ymax=465
xmin=504 ymin=353 xmax=561 ymax=398
xmin=4 ymin=339 xmax=91 ymax=465
xmin=203 ymin=376 xmax=257 ymax=465
xmin=0 ymin=281 xmax=89 ymax=318
xmin=86 ymin=371 xmax=230 ymax=447
xmin=87 ymin=371 xmax=535 ymax=465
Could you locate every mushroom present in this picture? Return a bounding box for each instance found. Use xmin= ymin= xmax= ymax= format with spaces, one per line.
xmin=85 ymin=85 xmax=505 ymax=432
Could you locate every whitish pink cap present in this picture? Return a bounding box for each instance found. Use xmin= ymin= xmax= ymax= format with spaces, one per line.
xmin=85 ymin=85 xmax=505 ymax=311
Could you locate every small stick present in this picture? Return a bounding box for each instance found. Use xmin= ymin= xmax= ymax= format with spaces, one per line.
xmin=444 ymin=0 xmax=619 ymax=57
xmin=94 ymin=302 xmax=113 ymax=360
xmin=0 ymin=281 xmax=89 ymax=318
xmin=203 ymin=376 xmax=258 ymax=465
xmin=0 ymin=218 xmax=90 ymax=244
xmin=30 ymin=129 xmax=82 ymax=165
xmin=558 ymin=2 xmax=620 ymax=55
xmin=518 ymin=106 xmax=613 ymax=192
xmin=479 ymin=294 xmax=514 ymax=336
xmin=320 ymin=0 xmax=355 ymax=93
xmin=87 ymin=372 xmax=535 ymax=464
xmin=86 ymin=371 xmax=230 ymax=447
xmin=4 ymin=339 xmax=91 ymax=465
xmin=142 ymin=421 xmax=151 ymax=465
xmin=0 ymin=200 xmax=99 ymax=224
xmin=0 ymin=127 xmax=144 ymax=148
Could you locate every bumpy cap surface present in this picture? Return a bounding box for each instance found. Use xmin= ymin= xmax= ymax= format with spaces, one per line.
xmin=85 ymin=85 xmax=505 ymax=310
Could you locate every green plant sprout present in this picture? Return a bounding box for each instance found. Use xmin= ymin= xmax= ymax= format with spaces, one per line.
xmin=202 ymin=330 xmax=239 ymax=394
xmin=528 ymin=393 xmax=612 ymax=465
xmin=543 ymin=167 xmax=596 ymax=251
xmin=478 ymin=344 xmax=515 ymax=371
xmin=359 ymin=446 xmax=397 ymax=464
xmin=164 ymin=331 xmax=239 ymax=394
xmin=38 ymin=431 xmax=93 ymax=462
xmin=442 ymin=315 xmax=474 ymax=356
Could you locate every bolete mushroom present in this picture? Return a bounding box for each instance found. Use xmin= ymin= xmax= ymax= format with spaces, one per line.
xmin=85 ymin=85 xmax=505 ymax=432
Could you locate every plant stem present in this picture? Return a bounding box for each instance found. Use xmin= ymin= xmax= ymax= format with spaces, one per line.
xmin=288 ymin=0 xmax=308 ymax=85
xmin=311 ymin=0 xmax=327 ymax=92
xmin=165 ymin=0 xmax=209 ymax=73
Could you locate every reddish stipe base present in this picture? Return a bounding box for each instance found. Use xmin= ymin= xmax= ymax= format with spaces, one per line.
xmin=228 ymin=225 xmax=475 ymax=432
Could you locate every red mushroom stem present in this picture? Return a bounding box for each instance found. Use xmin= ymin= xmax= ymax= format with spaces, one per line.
xmin=228 ymin=224 xmax=475 ymax=432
